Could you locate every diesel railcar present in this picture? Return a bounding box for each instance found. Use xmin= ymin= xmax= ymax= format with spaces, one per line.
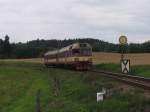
xmin=44 ymin=43 xmax=92 ymax=70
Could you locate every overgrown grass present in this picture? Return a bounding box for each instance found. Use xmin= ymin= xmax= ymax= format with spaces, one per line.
xmin=94 ymin=63 xmax=121 ymax=72
xmin=130 ymin=65 xmax=150 ymax=78
xmin=0 ymin=61 xmax=52 ymax=112
xmin=0 ymin=61 xmax=149 ymax=112
xmin=94 ymin=63 xmax=150 ymax=78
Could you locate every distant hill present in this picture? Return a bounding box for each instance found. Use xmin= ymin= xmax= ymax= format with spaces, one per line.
xmin=1 ymin=38 xmax=150 ymax=58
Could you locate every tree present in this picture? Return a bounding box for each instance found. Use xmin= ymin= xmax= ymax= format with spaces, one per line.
xmin=3 ymin=35 xmax=12 ymax=58
xmin=0 ymin=39 xmax=3 ymax=58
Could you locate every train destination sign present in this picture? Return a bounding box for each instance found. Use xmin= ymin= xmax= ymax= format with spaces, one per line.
xmin=119 ymin=35 xmax=128 ymax=45
xmin=121 ymin=59 xmax=130 ymax=73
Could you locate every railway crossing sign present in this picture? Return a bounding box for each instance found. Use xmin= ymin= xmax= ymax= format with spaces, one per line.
xmin=121 ymin=59 xmax=130 ymax=73
xmin=119 ymin=35 xmax=127 ymax=45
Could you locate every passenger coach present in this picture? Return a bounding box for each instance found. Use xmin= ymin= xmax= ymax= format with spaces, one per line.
xmin=44 ymin=43 xmax=92 ymax=70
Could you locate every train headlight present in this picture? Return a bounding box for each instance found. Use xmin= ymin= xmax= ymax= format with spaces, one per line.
xmin=88 ymin=58 xmax=92 ymax=62
xmin=74 ymin=58 xmax=79 ymax=61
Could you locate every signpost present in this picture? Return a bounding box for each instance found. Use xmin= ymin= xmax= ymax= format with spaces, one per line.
xmin=119 ymin=35 xmax=127 ymax=45
xmin=97 ymin=88 xmax=106 ymax=102
xmin=119 ymin=35 xmax=130 ymax=74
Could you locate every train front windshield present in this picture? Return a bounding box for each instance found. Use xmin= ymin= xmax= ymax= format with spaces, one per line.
xmin=72 ymin=48 xmax=92 ymax=56
xmin=80 ymin=49 xmax=92 ymax=56
xmin=72 ymin=49 xmax=80 ymax=54
xmin=72 ymin=43 xmax=92 ymax=56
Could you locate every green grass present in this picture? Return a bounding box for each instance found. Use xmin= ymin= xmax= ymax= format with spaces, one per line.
xmin=94 ymin=63 xmax=121 ymax=72
xmin=0 ymin=62 xmax=52 ymax=112
xmin=0 ymin=61 xmax=149 ymax=112
xmin=94 ymin=63 xmax=150 ymax=78
xmin=130 ymin=65 xmax=150 ymax=78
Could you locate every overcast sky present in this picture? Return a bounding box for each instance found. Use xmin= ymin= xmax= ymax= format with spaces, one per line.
xmin=0 ymin=0 xmax=150 ymax=43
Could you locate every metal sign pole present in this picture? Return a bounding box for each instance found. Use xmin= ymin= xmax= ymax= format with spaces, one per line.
xmin=36 ymin=89 xmax=41 ymax=112
xmin=121 ymin=45 xmax=124 ymax=61
xmin=119 ymin=35 xmax=130 ymax=74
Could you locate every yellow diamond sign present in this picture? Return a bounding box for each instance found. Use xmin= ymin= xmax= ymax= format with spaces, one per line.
xmin=119 ymin=35 xmax=127 ymax=45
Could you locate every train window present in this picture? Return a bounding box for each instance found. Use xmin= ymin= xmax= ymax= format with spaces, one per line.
xmin=80 ymin=43 xmax=87 ymax=47
xmin=72 ymin=49 xmax=79 ymax=54
xmin=65 ymin=51 xmax=68 ymax=57
xmin=65 ymin=51 xmax=71 ymax=57
xmin=88 ymin=50 xmax=92 ymax=55
xmin=69 ymin=51 xmax=72 ymax=56
xmin=80 ymin=49 xmax=92 ymax=56
xmin=67 ymin=51 xmax=69 ymax=57
xmin=69 ymin=46 xmax=72 ymax=49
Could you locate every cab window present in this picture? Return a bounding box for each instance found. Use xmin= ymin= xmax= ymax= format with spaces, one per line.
xmin=72 ymin=49 xmax=79 ymax=54
xmin=80 ymin=43 xmax=87 ymax=47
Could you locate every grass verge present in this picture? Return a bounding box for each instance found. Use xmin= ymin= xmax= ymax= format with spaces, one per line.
xmin=94 ymin=63 xmax=150 ymax=78
xmin=0 ymin=61 xmax=149 ymax=112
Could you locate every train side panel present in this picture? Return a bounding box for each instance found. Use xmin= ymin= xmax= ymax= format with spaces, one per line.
xmin=44 ymin=43 xmax=92 ymax=70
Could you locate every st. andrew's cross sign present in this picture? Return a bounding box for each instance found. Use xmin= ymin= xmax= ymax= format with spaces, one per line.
xmin=121 ymin=59 xmax=130 ymax=73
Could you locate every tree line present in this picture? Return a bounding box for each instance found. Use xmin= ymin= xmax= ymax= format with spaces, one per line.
xmin=0 ymin=35 xmax=150 ymax=59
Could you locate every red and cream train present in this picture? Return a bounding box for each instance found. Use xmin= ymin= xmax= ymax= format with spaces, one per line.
xmin=44 ymin=43 xmax=92 ymax=70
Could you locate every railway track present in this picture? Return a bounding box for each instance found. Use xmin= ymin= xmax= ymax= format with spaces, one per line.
xmin=89 ymin=70 xmax=150 ymax=90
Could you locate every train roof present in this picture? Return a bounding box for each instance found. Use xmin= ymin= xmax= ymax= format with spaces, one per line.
xmin=44 ymin=42 xmax=91 ymax=56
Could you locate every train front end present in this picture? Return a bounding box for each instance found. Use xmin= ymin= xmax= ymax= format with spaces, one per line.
xmin=72 ymin=43 xmax=92 ymax=70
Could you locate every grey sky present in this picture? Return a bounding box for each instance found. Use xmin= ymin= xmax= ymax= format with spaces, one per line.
xmin=0 ymin=0 xmax=150 ymax=43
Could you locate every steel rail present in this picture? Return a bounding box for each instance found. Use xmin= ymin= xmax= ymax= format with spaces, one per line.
xmin=89 ymin=70 xmax=150 ymax=90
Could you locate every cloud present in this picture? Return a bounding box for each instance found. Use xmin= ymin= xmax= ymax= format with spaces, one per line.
xmin=0 ymin=0 xmax=149 ymax=43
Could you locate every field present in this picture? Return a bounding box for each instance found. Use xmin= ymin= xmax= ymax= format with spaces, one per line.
xmin=0 ymin=58 xmax=43 ymax=64
xmin=93 ymin=52 xmax=150 ymax=78
xmin=0 ymin=61 xmax=150 ymax=112
xmin=1 ymin=52 xmax=150 ymax=66
xmin=93 ymin=52 xmax=150 ymax=65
